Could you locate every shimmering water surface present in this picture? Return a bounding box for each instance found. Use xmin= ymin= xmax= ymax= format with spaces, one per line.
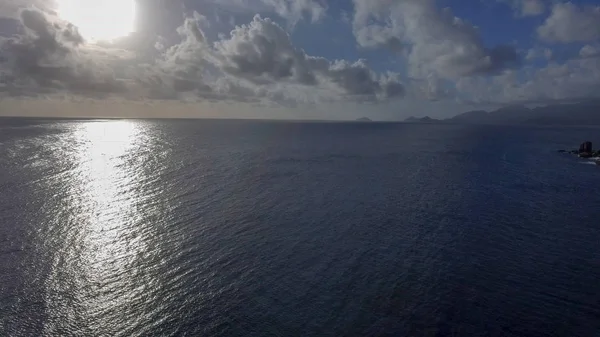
xmin=1 ymin=119 xmax=600 ymax=336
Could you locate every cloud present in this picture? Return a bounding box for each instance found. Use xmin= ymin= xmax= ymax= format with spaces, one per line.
xmin=13 ymin=0 xmax=600 ymax=117
xmin=456 ymin=55 xmax=600 ymax=105
xmin=0 ymin=8 xmax=129 ymax=97
xmin=173 ymin=14 xmax=406 ymax=102
xmin=537 ymin=2 xmax=600 ymax=43
xmin=260 ymin=0 xmax=327 ymax=25
xmin=412 ymin=75 xmax=454 ymax=101
xmin=197 ymin=0 xmax=326 ymax=26
xmin=519 ymin=0 xmax=545 ymax=16
xmin=525 ymin=47 xmax=552 ymax=61
xmin=498 ymin=0 xmax=545 ymax=17
xmin=326 ymin=59 xmax=405 ymax=99
xmin=0 ymin=7 xmax=403 ymax=106
xmin=213 ymin=15 xmax=320 ymax=85
xmin=579 ymin=44 xmax=600 ymax=59
xmin=0 ymin=0 xmax=56 ymax=19
xmin=139 ymin=12 xmax=216 ymax=99
xmin=352 ymin=0 xmax=519 ymax=80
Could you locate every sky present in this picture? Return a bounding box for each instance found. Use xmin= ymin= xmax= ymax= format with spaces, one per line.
xmin=1 ymin=0 xmax=600 ymax=120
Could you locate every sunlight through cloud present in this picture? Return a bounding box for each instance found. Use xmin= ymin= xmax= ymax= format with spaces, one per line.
xmin=57 ymin=0 xmax=136 ymax=42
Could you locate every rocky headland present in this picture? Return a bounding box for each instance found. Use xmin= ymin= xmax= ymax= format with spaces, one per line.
xmin=558 ymin=141 xmax=600 ymax=164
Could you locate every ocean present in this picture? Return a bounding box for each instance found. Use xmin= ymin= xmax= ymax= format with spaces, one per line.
xmin=1 ymin=119 xmax=600 ymax=336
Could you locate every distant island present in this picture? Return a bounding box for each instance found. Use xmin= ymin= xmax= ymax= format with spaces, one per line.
xmin=404 ymin=116 xmax=439 ymax=123
xmin=356 ymin=117 xmax=373 ymax=122
xmin=406 ymin=99 xmax=600 ymax=125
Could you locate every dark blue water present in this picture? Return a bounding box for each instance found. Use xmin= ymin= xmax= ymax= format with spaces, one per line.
xmin=1 ymin=119 xmax=600 ymax=336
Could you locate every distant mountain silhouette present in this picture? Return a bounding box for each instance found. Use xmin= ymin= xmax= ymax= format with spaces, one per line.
xmin=356 ymin=117 xmax=373 ymax=122
xmin=404 ymin=116 xmax=439 ymax=123
xmin=447 ymin=100 xmax=600 ymax=125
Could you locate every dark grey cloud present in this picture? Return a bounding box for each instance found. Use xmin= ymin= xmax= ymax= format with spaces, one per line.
xmin=20 ymin=8 xmax=83 ymax=46
xmin=327 ymin=60 xmax=404 ymax=99
xmin=327 ymin=59 xmax=378 ymax=96
xmin=0 ymin=8 xmax=126 ymax=97
xmin=483 ymin=45 xmax=520 ymax=74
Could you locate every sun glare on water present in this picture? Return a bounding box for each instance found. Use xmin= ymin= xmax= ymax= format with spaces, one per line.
xmin=57 ymin=0 xmax=136 ymax=42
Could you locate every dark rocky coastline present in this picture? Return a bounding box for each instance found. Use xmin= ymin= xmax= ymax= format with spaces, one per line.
xmin=559 ymin=141 xmax=600 ymax=164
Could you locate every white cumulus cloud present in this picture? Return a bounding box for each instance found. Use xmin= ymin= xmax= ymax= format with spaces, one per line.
xmin=352 ymin=0 xmax=519 ymax=80
xmin=538 ymin=2 xmax=600 ymax=43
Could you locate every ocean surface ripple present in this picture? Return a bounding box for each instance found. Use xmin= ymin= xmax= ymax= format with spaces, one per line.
xmin=1 ymin=119 xmax=600 ymax=336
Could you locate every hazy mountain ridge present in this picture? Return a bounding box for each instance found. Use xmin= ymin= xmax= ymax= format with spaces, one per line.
xmin=446 ymin=100 xmax=600 ymax=125
xmin=404 ymin=116 xmax=439 ymax=123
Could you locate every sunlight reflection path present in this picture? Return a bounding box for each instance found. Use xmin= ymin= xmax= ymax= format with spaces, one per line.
xmin=43 ymin=121 xmax=152 ymax=335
